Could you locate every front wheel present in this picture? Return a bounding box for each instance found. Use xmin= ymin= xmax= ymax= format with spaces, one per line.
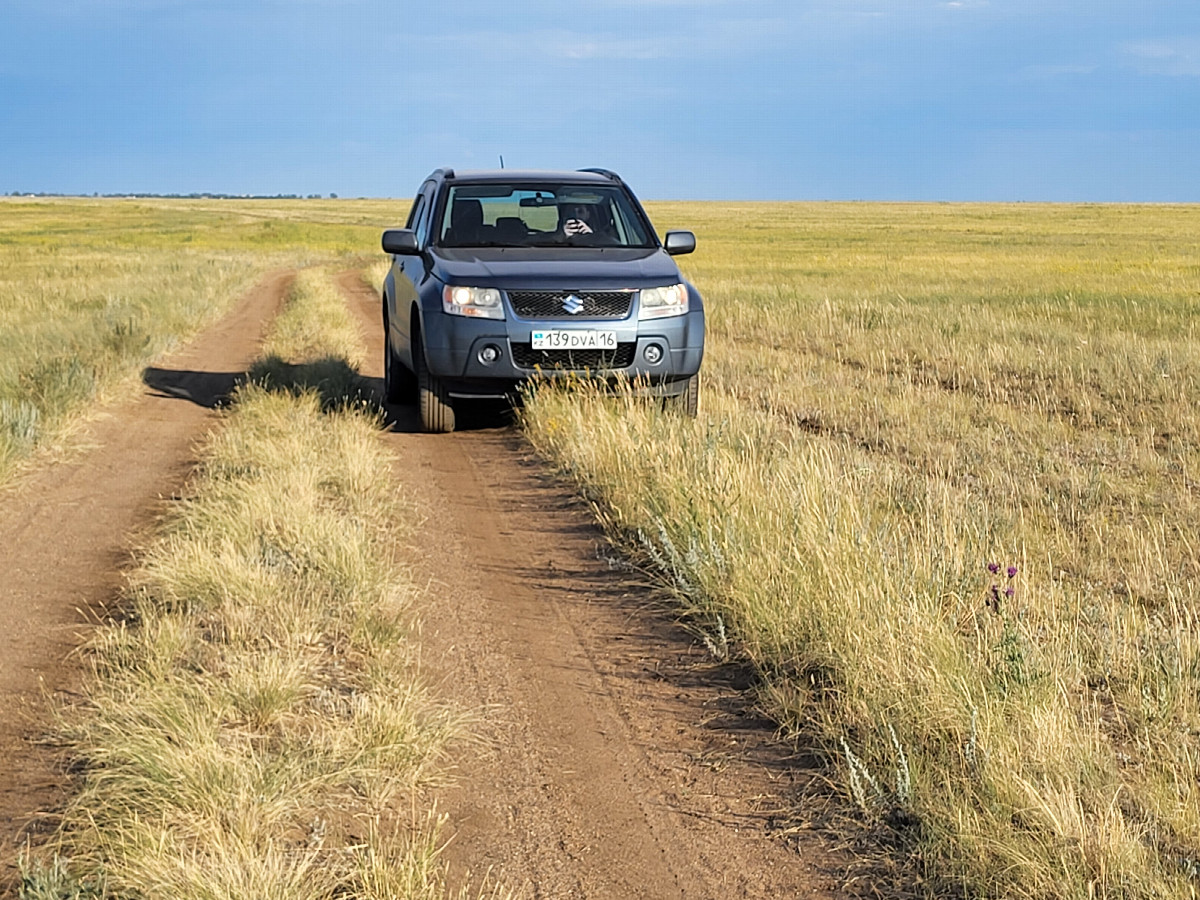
xmin=414 ymin=337 xmax=456 ymax=433
xmin=383 ymin=334 xmax=416 ymax=404
xmin=664 ymin=373 xmax=699 ymax=417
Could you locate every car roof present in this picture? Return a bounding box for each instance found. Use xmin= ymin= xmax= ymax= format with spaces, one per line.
xmin=431 ymin=168 xmax=621 ymax=186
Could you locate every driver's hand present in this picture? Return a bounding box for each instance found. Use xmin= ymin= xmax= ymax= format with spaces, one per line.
xmin=564 ymin=219 xmax=593 ymax=235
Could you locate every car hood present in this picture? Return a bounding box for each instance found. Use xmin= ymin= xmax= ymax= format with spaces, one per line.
xmin=429 ymin=247 xmax=683 ymax=290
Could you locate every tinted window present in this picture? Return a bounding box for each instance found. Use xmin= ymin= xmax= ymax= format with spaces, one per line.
xmin=405 ymin=194 xmax=425 ymax=230
xmin=437 ymin=183 xmax=654 ymax=249
xmin=413 ymin=184 xmax=436 ymax=247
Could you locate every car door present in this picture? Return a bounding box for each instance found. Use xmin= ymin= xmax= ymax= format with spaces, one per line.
xmin=391 ymin=182 xmax=436 ymax=368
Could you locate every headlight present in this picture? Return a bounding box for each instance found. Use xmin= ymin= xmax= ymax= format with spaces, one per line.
xmin=442 ymin=285 xmax=505 ymax=320
xmin=638 ymin=283 xmax=689 ymax=320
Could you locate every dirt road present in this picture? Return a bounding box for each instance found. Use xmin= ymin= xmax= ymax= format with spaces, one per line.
xmin=0 ymin=271 xmax=289 ymax=891
xmin=0 ymin=266 xmax=850 ymax=898
xmin=339 ymin=272 xmax=847 ymax=898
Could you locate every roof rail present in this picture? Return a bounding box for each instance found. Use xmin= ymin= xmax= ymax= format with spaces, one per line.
xmin=577 ymin=167 xmax=621 ymax=182
xmin=433 ymin=167 xmax=455 ymax=180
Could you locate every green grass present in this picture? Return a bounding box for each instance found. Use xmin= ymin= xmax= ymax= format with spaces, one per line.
xmin=20 ymin=268 xmax=485 ymax=900
xmin=0 ymin=197 xmax=405 ymax=483
xmin=524 ymin=201 xmax=1200 ymax=899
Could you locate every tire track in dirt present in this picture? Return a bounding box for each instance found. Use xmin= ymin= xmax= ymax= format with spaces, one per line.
xmin=0 ymin=271 xmax=291 ymax=893
xmin=338 ymin=271 xmax=850 ymax=899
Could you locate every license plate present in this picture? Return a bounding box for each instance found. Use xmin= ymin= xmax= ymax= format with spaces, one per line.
xmin=531 ymin=330 xmax=617 ymax=350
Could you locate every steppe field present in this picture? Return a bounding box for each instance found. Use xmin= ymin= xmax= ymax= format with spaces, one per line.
xmin=0 ymin=197 xmax=391 ymax=480
xmin=525 ymin=200 xmax=1200 ymax=898
xmin=4 ymin=197 xmax=1199 ymax=899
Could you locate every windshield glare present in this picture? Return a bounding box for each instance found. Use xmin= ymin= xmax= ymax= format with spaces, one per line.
xmin=437 ymin=184 xmax=655 ymax=249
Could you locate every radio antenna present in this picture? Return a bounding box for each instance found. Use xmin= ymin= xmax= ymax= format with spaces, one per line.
xmin=499 ymin=155 xmax=505 ymax=169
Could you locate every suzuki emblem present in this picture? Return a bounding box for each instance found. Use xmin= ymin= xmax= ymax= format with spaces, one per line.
xmin=562 ymin=294 xmax=584 ymax=315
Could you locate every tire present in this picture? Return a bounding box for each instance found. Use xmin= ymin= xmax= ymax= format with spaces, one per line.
xmin=664 ymin=373 xmax=700 ymax=417
xmin=414 ymin=336 xmax=456 ymax=433
xmin=383 ymin=331 xmax=416 ymax=404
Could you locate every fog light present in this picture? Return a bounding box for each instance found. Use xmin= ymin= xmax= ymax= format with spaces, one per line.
xmin=643 ymin=343 xmax=664 ymax=365
xmin=478 ymin=344 xmax=501 ymax=365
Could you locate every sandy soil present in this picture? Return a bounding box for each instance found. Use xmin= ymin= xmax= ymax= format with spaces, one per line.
xmin=0 ymin=271 xmax=290 ymax=893
xmin=338 ymin=272 xmax=853 ymax=899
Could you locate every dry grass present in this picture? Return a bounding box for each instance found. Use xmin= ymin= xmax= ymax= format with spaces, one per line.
xmin=362 ymin=258 xmax=392 ymax=297
xmin=20 ymin=268 xmax=491 ymax=899
xmin=0 ymin=197 xmax=399 ymax=484
xmin=522 ymin=202 xmax=1200 ymax=899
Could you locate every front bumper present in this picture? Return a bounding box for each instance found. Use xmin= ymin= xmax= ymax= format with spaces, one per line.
xmin=421 ymin=308 xmax=705 ymax=400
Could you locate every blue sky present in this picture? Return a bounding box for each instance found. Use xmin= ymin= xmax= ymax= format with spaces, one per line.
xmin=1 ymin=0 xmax=1197 ymax=200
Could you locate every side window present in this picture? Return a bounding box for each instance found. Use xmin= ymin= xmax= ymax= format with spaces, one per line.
xmin=414 ymin=185 xmax=437 ymax=247
xmin=405 ymin=193 xmax=427 ymax=250
xmin=404 ymin=194 xmax=425 ymax=230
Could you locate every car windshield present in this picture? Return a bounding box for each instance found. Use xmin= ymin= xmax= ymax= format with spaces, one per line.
xmin=437 ymin=183 xmax=656 ymax=249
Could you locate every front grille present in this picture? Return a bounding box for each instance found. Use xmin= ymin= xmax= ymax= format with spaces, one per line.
xmin=511 ymin=342 xmax=637 ymax=371
xmin=508 ymin=290 xmax=634 ymax=320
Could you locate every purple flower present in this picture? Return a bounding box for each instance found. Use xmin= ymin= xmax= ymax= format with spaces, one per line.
xmin=988 ymin=562 xmax=1000 ymax=575
xmin=1007 ymin=565 xmax=1018 ymax=579
xmin=1004 ymin=586 xmax=1015 ymax=598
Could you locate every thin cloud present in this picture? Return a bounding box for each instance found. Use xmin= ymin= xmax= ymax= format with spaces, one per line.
xmin=554 ymin=34 xmax=670 ymax=61
xmin=1018 ymin=63 xmax=1098 ymax=79
xmin=1122 ymin=38 xmax=1200 ymax=77
xmin=435 ymin=16 xmax=794 ymax=62
xmin=435 ymin=28 xmax=673 ymax=61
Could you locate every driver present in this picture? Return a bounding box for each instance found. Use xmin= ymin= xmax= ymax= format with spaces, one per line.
xmin=560 ymin=202 xmax=595 ymax=237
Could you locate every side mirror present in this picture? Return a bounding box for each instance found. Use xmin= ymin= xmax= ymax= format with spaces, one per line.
xmin=381 ymin=229 xmax=420 ymax=255
xmin=664 ymin=230 xmax=696 ymax=256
